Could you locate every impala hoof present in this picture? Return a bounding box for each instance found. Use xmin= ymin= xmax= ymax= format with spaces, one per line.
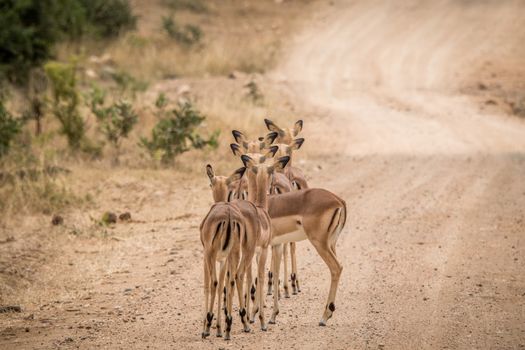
xmin=224 ymin=334 xmax=231 ymax=341
xmin=201 ymin=331 xmax=210 ymax=338
xmin=319 ymin=320 xmax=327 ymax=327
xmin=261 ymin=325 xmax=268 ymax=331
xmin=269 ymin=319 xmax=276 ymax=325
xmin=243 ymin=326 xmax=251 ymax=333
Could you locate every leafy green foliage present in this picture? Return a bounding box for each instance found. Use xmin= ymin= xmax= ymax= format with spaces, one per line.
xmin=141 ymin=95 xmax=219 ymax=164
xmin=162 ymin=16 xmax=203 ymax=46
xmin=0 ymin=0 xmax=136 ymax=84
xmin=44 ymin=61 xmax=85 ymax=151
xmin=88 ymin=86 xmax=138 ymax=163
xmin=0 ymin=101 xmax=22 ymax=157
xmin=78 ymin=0 xmax=136 ymax=38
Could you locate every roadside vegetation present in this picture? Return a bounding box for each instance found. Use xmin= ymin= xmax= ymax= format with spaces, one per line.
xmin=0 ymin=0 xmax=313 ymax=222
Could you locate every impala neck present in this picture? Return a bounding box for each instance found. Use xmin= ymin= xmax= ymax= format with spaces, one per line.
xmin=247 ymin=171 xmax=268 ymax=209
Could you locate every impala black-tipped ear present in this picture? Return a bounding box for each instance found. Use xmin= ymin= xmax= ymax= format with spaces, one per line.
xmin=264 ymin=118 xmax=281 ymax=133
xmin=232 ymin=130 xmax=244 ymax=144
xmin=275 ymin=156 xmax=290 ymax=170
xmin=230 ymin=143 xmax=242 ymax=156
xmin=268 ymin=145 xmax=279 ymax=157
xmin=258 ymin=137 xmax=264 ymax=142
xmin=206 ymin=164 xmax=215 ymax=182
xmin=267 ymin=131 xmax=278 ymax=145
xmin=293 ymin=120 xmax=303 ymax=136
xmin=291 ymin=138 xmax=305 ymax=150
xmin=226 ymin=167 xmax=246 ymax=185
xmin=241 ymin=155 xmax=255 ymax=168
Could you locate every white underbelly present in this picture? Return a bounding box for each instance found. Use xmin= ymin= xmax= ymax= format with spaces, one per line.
xmin=271 ymin=228 xmax=307 ymax=245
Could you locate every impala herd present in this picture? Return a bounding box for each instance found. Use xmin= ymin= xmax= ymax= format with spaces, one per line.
xmin=200 ymin=119 xmax=347 ymax=340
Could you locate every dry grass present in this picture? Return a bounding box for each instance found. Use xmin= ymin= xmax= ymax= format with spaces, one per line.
xmin=58 ymin=0 xmax=313 ymax=81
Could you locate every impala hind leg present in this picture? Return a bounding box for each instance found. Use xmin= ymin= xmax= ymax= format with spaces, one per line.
xmin=282 ymin=243 xmax=290 ymax=298
xmin=235 ymin=250 xmax=253 ymax=332
xmin=270 ymin=244 xmax=283 ymax=324
xmin=311 ymin=241 xmax=342 ymax=326
xmin=224 ymin=252 xmax=239 ymax=341
xmin=267 ymin=252 xmax=274 ymax=295
xmin=202 ymin=257 xmax=217 ymax=338
xmin=255 ymin=247 xmax=269 ymax=331
xmin=215 ymin=261 xmax=226 ymax=337
xmin=290 ymin=242 xmax=300 ymax=294
xmin=202 ymin=259 xmax=210 ymax=338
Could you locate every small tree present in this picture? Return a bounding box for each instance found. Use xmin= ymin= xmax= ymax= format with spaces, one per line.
xmin=44 ymin=61 xmax=86 ymax=151
xmin=0 ymin=100 xmax=22 ymax=157
xmin=141 ymin=95 xmax=218 ymax=164
xmin=88 ymin=86 xmax=138 ymax=164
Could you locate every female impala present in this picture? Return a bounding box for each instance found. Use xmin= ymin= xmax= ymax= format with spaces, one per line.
xmin=200 ymin=166 xmax=246 ymax=340
xmin=229 ymin=157 xmax=347 ymax=326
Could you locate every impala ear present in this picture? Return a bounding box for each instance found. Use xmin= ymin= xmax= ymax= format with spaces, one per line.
xmin=259 ymin=131 xmax=279 ymax=150
xmin=274 ymin=156 xmax=290 ymax=171
xmin=290 ymin=138 xmax=305 ymax=150
xmin=230 ymin=143 xmax=243 ymax=157
xmin=206 ymin=164 xmax=215 ymax=183
xmin=259 ymin=145 xmax=279 ymax=163
xmin=264 ymin=118 xmax=282 ymax=133
xmin=293 ymin=120 xmax=303 ymax=136
xmin=241 ymin=155 xmax=256 ymax=168
xmin=226 ymin=167 xmax=246 ymax=185
xmin=232 ymin=130 xmax=247 ymax=145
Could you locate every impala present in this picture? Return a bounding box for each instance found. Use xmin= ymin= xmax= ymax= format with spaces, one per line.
xmin=229 ymin=160 xmax=347 ymax=326
xmin=200 ymin=167 xmax=245 ymax=340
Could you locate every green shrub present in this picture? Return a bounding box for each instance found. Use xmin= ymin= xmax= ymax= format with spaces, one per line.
xmin=0 ymin=101 xmax=22 ymax=157
xmin=78 ymin=0 xmax=136 ymax=38
xmin=162 ymin=16 xmax=203 ymax=46
xmin=44 ymin=61 xmax=86 ymax=151
xmin=88 ymin=86 xmax=138 ymax=164
xmin=0 ymin=0 xmax=135 ymax=84
xmin=110 ymin=70 xmax=148 ymax=98
xmin=141 ymin=95 xmax=218 ymax=164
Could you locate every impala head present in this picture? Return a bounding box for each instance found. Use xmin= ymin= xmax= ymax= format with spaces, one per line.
xmin=231 ymin=130 xmax=278 ymax=155
xmin=274 ymin=138 xmax=305 ymax=170
xmin=240 ymin=154 xmax=290 ymax=208
xmin=206 ymin=164 xmax=246 ymax=203
xmin=264 ymin=118 xmax=303 ymax=145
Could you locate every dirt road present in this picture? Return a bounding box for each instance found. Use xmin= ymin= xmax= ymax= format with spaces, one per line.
xmin=2 ymin=0 xmax=525 ymax=349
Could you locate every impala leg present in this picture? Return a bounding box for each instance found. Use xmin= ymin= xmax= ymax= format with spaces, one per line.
xmin=235 ymin=249 xmax=253 ymax=332
xmin=282 ymin=243 xmax=290 ymax=298
xmin=203 ymin=257 xmax=217 ymax=338
xmin=225 ymin=252 xmax=239 ymax=341
xmin=267 ymin=251 xmax=274 ymax=295
xmin=256 ymin=246 xmax=269 ymax=331
xmin=270 ymin=244 xmax=283 ymax=324
xmin=202 ymin=258 xmax=210 ymax=338
xmin=215 ymin=261 xmax=226 ymax=337
xmin=311 ymin=241 xmax=343 ymax=326
xmin=250 ymin=250 xmax=261 ymax=323
xmin=246 ymin=261 xmax=254 ymax=321
xmin=290 ymin=242 xmax=300 ymax=294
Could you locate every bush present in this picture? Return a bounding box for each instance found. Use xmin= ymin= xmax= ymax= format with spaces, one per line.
xmin=0 ymin=101 xmax=22 ymax=157
xmin=44 ymin=61 xmax=85 ymax=151
xmin=88 ymin=86 xmax=138 ymax=164
xmin=141 ymin=95 xmax=218 ymax=164
xmin=78 ymin=0 xmax=136 ymax=38
xmin=162 ymin=16 xmax=203 ymax=46
xmin=0 ymin=0 xmax=135 ymax=84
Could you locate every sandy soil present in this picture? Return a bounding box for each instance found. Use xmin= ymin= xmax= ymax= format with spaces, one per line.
xmin=2 ymin=0 xmax=525 ymax=349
